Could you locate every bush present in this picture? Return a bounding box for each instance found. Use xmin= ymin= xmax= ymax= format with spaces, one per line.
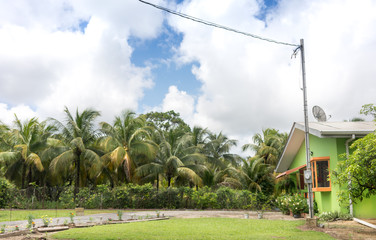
xmin=0 ymin=178 xmax=13 ymax=208
xmin=276 ymin=194 xmax=291 ymax=215
xmin=216 ymin=187 xmax=236 ymax=209
xmin=192 ymin=187 xmax=219 ymax=209
xmin=319 ymin=211 xmax=353 ymax=222
xmin=288 ymin=194 xmax=308 ymax=215
xmin=113 ymin=186 xmax=130 ymax=209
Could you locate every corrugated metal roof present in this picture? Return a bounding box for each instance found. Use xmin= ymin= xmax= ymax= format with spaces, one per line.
xmin=275 ymin=121 xmax=376 ymax=173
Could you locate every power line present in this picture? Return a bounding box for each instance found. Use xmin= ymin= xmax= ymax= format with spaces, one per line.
xmin=138 ymin=0 xmax=300 ymax=47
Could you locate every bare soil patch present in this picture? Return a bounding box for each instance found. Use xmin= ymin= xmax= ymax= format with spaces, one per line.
xmin=298 ymin=220 xmax=376 ymax=240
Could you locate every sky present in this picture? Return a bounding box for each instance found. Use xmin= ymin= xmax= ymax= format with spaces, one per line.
xmin=0 ymin=0 xmax=375 ymax=156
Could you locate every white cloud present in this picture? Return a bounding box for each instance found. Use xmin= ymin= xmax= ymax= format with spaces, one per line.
xmin=0 ymin=103 xmax=38 ymax=126
xmin=161 ymin=85 xmax=195 ymax=124
xmin=167 ymin=0 xmax=376 ymax=154
xmin=0 ymin=0 xmax=164 ymax=123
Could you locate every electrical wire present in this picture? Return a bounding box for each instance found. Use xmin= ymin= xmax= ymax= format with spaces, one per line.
xmin=138 ymin=0 xmax=300 ymax=47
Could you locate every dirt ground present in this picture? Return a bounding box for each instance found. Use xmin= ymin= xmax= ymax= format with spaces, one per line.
xmin=3 ymin=210 xmax=376 ymax=240
xmin=299 ymin=220 xmax=376 ymax=240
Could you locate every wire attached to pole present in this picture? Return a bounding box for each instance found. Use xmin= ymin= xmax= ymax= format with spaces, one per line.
xmin=139 ymin=0 xmax=300 ymax=47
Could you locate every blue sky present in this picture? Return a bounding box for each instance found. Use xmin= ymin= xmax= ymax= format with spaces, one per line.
xmin=129 ymin=22 xmax=201 ymax=109
xmin=130 ymin=0 xmax=279 ymax=112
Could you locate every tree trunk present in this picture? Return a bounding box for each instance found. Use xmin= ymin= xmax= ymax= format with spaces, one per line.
xmin=156 ymin=175 xmax=159 ymax=192
xmin=21 ymin=164 xmax=26 ymax=189
xmin=74 ymin=154 xmax=81 ymax=201
xmin=167 ymin=176 xmax=171 ymax=187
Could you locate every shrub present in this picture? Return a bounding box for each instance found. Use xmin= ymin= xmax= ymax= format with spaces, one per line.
xmin=276 ymin=194 xmax=291 ymax=215
xmin=113 ymin=186 xmax=130 ymax=209
xmin=154 ymin=188 xmax=181 ymax=209
xmin=216 ymin=187 xmax=236 ymax=209
xmin=0 ymin=178 xmax=13 ymax=208
xmin=58 ymin=187 xmax=75 ymax=209
xmin=236 ymin=190 xmax=253 ymax=210
xmin=288 ymin=193 xmax=308 ymax=215
xmin=192 ymin=187 xmax=219 ymax=209
xmin=319 ymin=211 xmax=353 ymax=222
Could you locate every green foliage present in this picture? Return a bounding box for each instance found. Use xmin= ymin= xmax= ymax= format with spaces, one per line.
xmin=41 ymin=215 xmax=53 ymax=227
xmin=360 ymin=103 xmax=376 ymax=120
xmin=192 ymin=187 xmax=219 ymax=209
xmin=0 ymin=177 xmax=13 ymax=208
xmin=27 ymin=214 xmax=34 ymax=229
xmin=318 ymin=211 xmax=352 ymax=222
xmin=216 ymin=187 xmax=236 ymax=209
xmin=332 ymin=131 xmax=376 ymax=204
xmin=288 ymin=193 xmax=308 ymax=215
xmin=275 ymin=194 xmax=291 ymax=215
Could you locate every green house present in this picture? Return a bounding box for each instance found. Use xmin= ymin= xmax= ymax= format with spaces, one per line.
xmin=275 ymin=121 xmax=376 ymax=218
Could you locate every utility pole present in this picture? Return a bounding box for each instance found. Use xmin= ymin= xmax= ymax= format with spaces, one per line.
xmin=300 ymin=39 xmax=314 ymax=218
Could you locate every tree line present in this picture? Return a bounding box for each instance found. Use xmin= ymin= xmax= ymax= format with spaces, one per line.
xmin=0 ymin=107 xmax=288 ymax=198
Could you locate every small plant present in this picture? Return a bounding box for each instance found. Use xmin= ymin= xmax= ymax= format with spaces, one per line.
xmin=41 ymin=215 xmax=53 ymax=227
xmin=318 ymin=211 xmax=353 ymax=222
xmin=15 ymin=226 xmax=19 ymax=231
xmin=89 ymin=217 xmax=94 ymax=223
xmin=0 ymin=224 xmax=5 ymax=234
xmin=156 ymin=211 xmax=160 ymax=218
xmin=288 ymin=194 xmax=308 ymax=216
xmin=69 ymin=212 xmax=75 ymax=223
xmin=117 ymin=210 xmax=123 ymax=221
xmin=146 ymin=214 xmax=150 ymax=219
xmin=108 ymin=218 xmax=112 ymax=222
xmin=276 ymin=195 xmax=291 ymax=215
xmin=63 ymin=219 xmax=68 ymax=226
xmin=27 ymin=214 xmax=34 ymax=229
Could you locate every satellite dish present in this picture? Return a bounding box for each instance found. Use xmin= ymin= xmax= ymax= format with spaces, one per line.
xmin=312 ymin=106 xmax=327 ymax=122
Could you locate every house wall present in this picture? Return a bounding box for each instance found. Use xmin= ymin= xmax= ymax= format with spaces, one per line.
xmin=291 ymin=135 xmax=345 ymax=214
xmin=289 ymin=135 xmax=376 ymax=218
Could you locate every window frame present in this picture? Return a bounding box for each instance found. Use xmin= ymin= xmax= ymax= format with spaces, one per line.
xmin=310 ymin=157 xmax=331 ymax=192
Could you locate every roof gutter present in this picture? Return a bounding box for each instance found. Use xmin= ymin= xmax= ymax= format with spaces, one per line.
xmin=346 ymin=134 xmax=356 ymax=216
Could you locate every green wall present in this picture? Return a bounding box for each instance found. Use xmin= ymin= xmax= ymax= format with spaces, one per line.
xmin=291 ymin=135 xmax=344 ymax=214
xmin=289 ymin=134 xmax=376 ymax=218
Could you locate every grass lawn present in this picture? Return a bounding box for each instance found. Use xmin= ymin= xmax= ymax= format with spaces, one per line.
xmin=0 ymin=209 xmax=120 ymax=222
xmin=53 ymin=218 xmax=334 ymax=240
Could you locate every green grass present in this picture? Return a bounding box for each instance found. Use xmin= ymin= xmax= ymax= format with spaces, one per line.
xmin=0 ymin=209 xmax=120 ymax=222
xmin=53 ymin=218 xmax=334 ymax=240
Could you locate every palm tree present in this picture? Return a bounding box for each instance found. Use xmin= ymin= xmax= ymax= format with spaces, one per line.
xmin=137 ymin=128 xmax=205 ymax=188
xmin=243 ymin=128 xmax=288 ymax=166
xmin=204 ymin=132 xmax=240 ymax=170
xmin=48 ymin=107 xmax=102 ymax=197
xmin=98 ymin=110 xmax=158 ymax=186
xmin=0 ymin=116 xmax=45 ymax=188
xmin=0 ymin=122 xmax=12 ymax=152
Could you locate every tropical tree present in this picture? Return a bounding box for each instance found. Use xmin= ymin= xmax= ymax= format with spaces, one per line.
xmin=243 ymin=128 xmax=288 ymax=166
xmin=48 ymin=107 xmax=102 ymax=197
xmin=0 ymin=122 xmax=12 ymax=152
xmin=360 ymin=103 xmax=376 ymax=120
xmin=204 ymin=132 xmax=240 ymax=170
xmin=137 ymin=127 xmax=205 ymax=188
xmin=332 ymin=131 xmax=376 ymax=204
xmin=0 ymin=116 xmax=46 ymax=188
xmin=223 ymin=158 xmax=275 ymax=194
xmin=98 ymin=110 xmax=158 ymax=186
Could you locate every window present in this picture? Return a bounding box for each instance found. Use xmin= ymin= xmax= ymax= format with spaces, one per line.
xmin=311 ymin=157 xmax=331 ymax=191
